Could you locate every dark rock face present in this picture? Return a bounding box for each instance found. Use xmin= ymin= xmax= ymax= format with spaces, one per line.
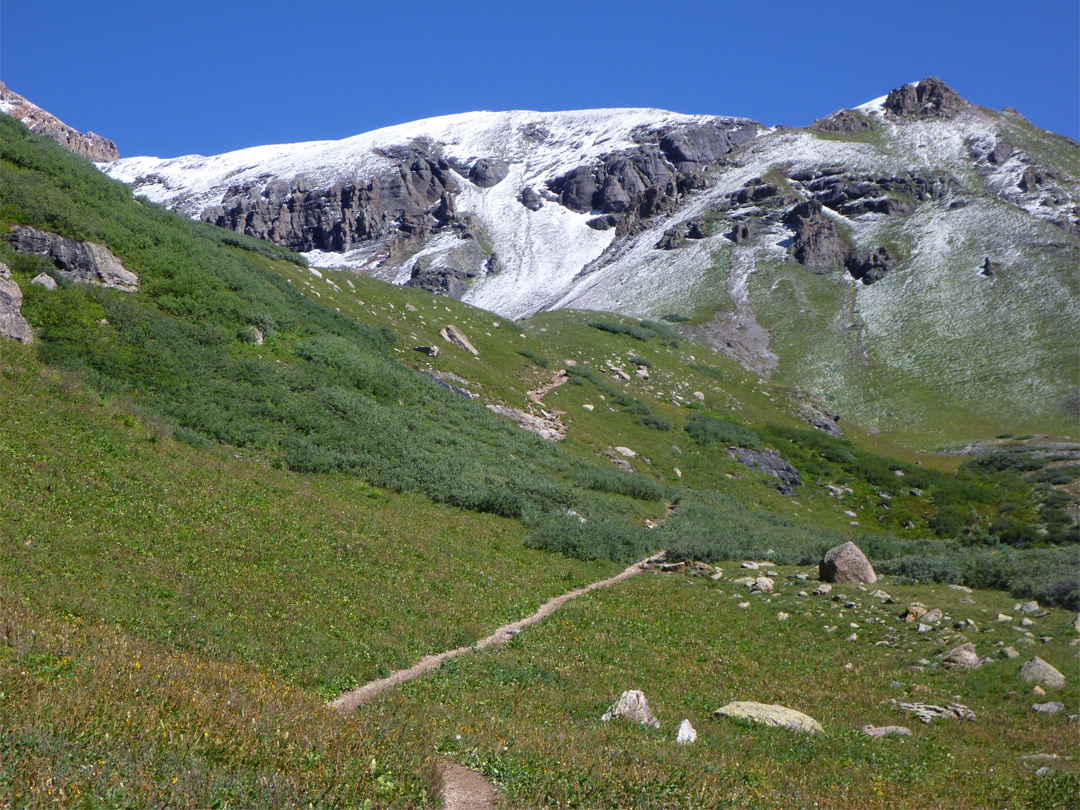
xmin=0 ymin=82 xmax=119 ymax=162
xmin=6 ymin=226 xmax=138 ymax=292
xmin=784 ymin=200 xmax=850 ymax=268
xmin=204 ymin=145 xmax=462 ymax=254
xmin=548 ymin=120 xmax=758 ymax=235
xmin=730 ymin=448 xmax=801 ymax=495
xmin=656 ymin=218 xmax=709 ymax=249
xmin=727 ymin=220 xmax=755 ymax=244
xmin=884 ymin=77 xmax=970 ymax=119
xmin=798 ymin=171 xmax=956 ymax=217
xmin=729 ymin=180 xmax=780 ymax=205
xmin=846 ymin=247 xmax=896 ymax=285
xmin=980 ymin=257 xmax=1000 ymax=277
xmin=811 ymin=109 xmax=873 ymax=133
xmin=468 ymin=158 xmax=509 ymax=188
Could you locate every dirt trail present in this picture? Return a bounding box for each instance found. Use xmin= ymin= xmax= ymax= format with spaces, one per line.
xmin=439 ymin=760 xmax=496 ymax=810
xmin=329 ymin=553 xmax=662 ymax=714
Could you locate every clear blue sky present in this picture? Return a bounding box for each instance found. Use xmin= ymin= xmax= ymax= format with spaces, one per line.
xmin=3 ymin=0 xmax=1078 ymax=158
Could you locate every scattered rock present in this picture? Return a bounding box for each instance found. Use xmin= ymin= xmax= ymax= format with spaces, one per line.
xmin=941 ymin=643 xmax=980 ymax=669
xmin=862 ymin=724 xmax=911 ymax=739
xmin=893 ymin=701 xmax=975 ymax=724
xmin=997 ymin=613 xmax=1013 ymax=623
xmin=439 ymin=325 xmax=479 ymax=355
xmin=922 ymin=608 xmax=943 ymax=623
xmin=777 ymin=612 xmax=790 ymax=621
xmin=714 ymin=701 xmax=822 ymax=734
xmin=31 ymin=273 xmax=57 ymax=290
xmin=519 ymin=187 xmax=543 ymax=211
xmin=675 ymin=719 xmax=697 ymax=745
xmin=1032 ymin=685 xmax=1046 ymax=697
xmin=819 ymin=541 xmax=876 ymax=584
xmin=870 ymin=589 xmax=894 ymax=602
xmin=414 ymin=345 xmax=440 ymax=357
xmin=1001 ymin=646 xmax=1020 ymax=659
xmin=752 ymin=577 xmax=774 ymax=594
xmin=614 ymin=446 xmax=637 ymax=458
xmin=814 ymin=583 xmax=832 ymax=596
xmin=601 ymin=690 xmax=660 ymax=728
xmin=1032 ymin=702 xmax=1065 ymax=715
xmin=948 ymin=584 xmax=973 ymax=593
xmin=7 ymin=226 xmax=138 ymax=292
xmin=1019 ymin=657 xmax=1065 ymax=689
xmin=846 ymin=633 xmax=858 ymax=642
xmin=486 ymin=404 xmax=564 ymax=441
xmin=468 ymin=158 xmax=509 ymax=188
xmin=1015 ymin=601 xmax=1040 ymax=615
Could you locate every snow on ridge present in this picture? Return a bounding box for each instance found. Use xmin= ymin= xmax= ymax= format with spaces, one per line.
xmin=854 ymin=95 xmax=887 ymax=117
xmin=104 ymin=107 xmax=756 ymax=217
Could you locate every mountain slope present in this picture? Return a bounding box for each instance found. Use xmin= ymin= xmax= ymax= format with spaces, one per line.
xmin=103 ymin=79 xmax=1080 ymax=446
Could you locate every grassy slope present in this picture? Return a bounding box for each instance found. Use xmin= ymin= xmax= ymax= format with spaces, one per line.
xmin=1 ymin=119 xmax=1078 ymax=808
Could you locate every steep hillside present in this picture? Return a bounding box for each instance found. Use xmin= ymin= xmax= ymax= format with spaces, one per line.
xmin=104 ymin=79 xmax=1080 ymax=446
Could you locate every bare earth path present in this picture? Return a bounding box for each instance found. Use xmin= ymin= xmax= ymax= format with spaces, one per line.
xmin=329 ymin=553 xmax=662 ymax=714
xmin=438 ymin=760 xmax=497 ymax=810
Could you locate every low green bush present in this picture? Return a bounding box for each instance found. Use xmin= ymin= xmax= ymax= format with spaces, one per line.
xmin=685 ymin=413 xmax=760 ymax=449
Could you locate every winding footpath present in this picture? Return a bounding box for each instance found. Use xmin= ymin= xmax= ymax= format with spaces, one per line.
xmin=329 ymin=552 xmax=662 ymax=714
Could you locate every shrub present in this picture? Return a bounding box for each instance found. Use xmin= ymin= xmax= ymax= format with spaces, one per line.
xmin=516 ymin=349 xmax=552 ymax=369
xmin=685 ymin=414 xmax=760 ymax=449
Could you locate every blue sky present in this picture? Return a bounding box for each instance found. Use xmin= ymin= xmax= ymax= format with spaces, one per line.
xmin=3 ymin=0 xmax=1078 ymax=158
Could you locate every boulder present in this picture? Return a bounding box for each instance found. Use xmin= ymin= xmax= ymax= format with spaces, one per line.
xmin=941 ymin=643 xmax=980 ymax=669
xmin=894 ymin=701 xmax=975 ymax=723
xmin=1015 ymin=601 xmax=1040 ymax=615
xmin=751 ymin=577 xmax=774 ymax=594
xmin=1032 ymin=702 xmax=1065 ymax=714
xmin=601 ymin=690 xmax=660 ymax=728
xmin=1019 ymin=657 xmax=1065 ymax=689
xmin=439 ymin=325 xmax=479 ymax=355
xmin=714 ymin=701 xmax=823 ymax=734
xmin=862 ymin=724 xmax=911 ymax=738
xmin=7 ymin=226 xmax=138 ymax=292
xmin=0 ymin=262 xmax=33 ymax=344
xmin=519 ymin=187 xmax=543 ymax=211
xmin=818 ymin=542 xmax=876 ymax=584
xmin=675 ymin=719 xmax=697 ymax=744
xmin=467 ymin=158 xmax=509 ymax=188
xmin=414 ymin=345 xmax=440 ymax=357
xmin=31 ymin=273 xmax=57 ymax=290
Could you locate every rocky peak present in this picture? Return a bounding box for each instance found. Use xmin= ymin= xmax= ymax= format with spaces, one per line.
xmin=0 ymin=82 xmax=119 ymax=161
xmin=883 ymin=77 xmax=970 ymax=119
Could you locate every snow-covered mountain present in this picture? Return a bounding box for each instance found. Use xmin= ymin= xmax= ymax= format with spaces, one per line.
xmin=102 ymin=79 xmax=1080 ymax=441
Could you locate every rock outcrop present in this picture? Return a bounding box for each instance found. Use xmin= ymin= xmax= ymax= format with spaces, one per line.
xmin=6 ymin=226 xmax=138 ymax=292
xmin=714 ymin=701 xmax=823 ymax=734
xmin=0 ymin=262 xmax=33 ymax=344
xmin=730 ymin=447 xmax=801 ymax=495
xmin=783 ymin=200 xmax=850 ymax=268
xmin=884 ymin=78 xmax=970 ymax=120
xmin=0 ymin=82 xmax=119 ymax=161
xmin=819 ymin=542 xmax=876 ymax=585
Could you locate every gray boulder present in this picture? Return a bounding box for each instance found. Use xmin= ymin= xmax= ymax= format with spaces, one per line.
xmin=439 ymin=325 xmax=479 ymax=356
xmin=862 ymin=724 xmax=911 ymax=738
xmin=730 ymin=447 xmax=801 ymax=495
xmin=941 ymin=642 xmax=980 ymax=669
xmin=602 ymin=690 xmax=660 ymax=728
xmin=819 ymin=542 xmax=877 ymax=585
xmin=7 ymin=226 xmax=138 ymax=292
xmin=714 ymin=701 xmax=823 ymax=734
xmin=1019 ymin=657 xmax=1065 ymax=689
xmin=31 ymin=273 xmax=57 ymax=290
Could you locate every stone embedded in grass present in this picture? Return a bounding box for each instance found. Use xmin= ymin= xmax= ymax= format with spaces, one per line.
xmin=941 ymin=642 xmax=980 ymax=669
xmin=814 ymin=583 xmax=832 ymax=595
xmin=1032 ymin=702 xmax=1065 ymax=714
xmin=676 ymin=719 xmax=697 ymax=744
xmin=862 ymin=724 xmax=911 ymax=738
xmin=752 ymin=577 xmax=773 ymax=594
xmin=1015 ymin=601 xmax=1040 ymax=615
xmin=439 ymin=324 xmax=479 ymax=355
xmin=1019 ymin=657 xmax=1066 ymax=689
xmin=870 ymin=589 xmax=894 ymax=603
xmin=904 ymin=603 xmax=928 ymax=622
xmin=997 ymin=613 xmax=1013 ymax=622
xmin=819 ymin=541 xmax=876 ymax=584
xmin=893 ymin=700 xmax=975 ymax=723
xmin=601 ymin=690 xmax=660 ymax=728
xmin=714 ymin=701 xmax=823 ymax=734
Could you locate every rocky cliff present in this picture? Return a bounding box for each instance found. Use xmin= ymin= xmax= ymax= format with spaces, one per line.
xmin=0 ymin=82 xmax=118 ymax=162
